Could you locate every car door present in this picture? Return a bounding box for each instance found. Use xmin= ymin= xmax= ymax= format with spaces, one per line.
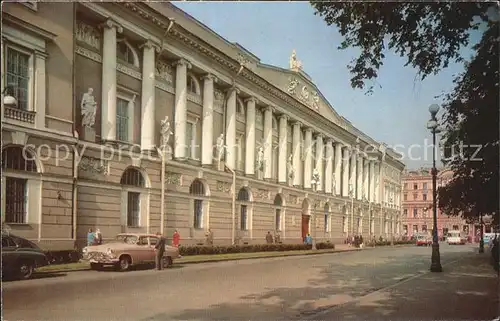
xmin=2 ymin=236 xmax=20 ymax=269
xmin=135 ymin=236 xmax=153 ymax=263
xmin=146 ymin=237 xmax=159 ymax=262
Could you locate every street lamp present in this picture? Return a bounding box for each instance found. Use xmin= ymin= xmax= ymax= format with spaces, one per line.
xmin=311 ymin=169 xmax=320 ymax=250
xmin=479 ymin=212 xmax=484 ymax=253
xmin=427 ymin=103 xmax=443 ymax=272
xmin=348 ymin=183 xmax=354 ymax=240
xmin=2 ymin=86 xmax=18 ymax=108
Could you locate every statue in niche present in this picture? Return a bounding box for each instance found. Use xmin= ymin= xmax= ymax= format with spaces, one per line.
xmin=289 ymin=49 xmax=303 ymax=70
xmin=160 ymin=116 xmax=173 ymax=150
xmin=256 ymin=146 xmax=264 ymax=171
xmin=81 ymin=88 xmax=97 ymax=128
xmin=287 ymin=154 xmax=295 ymax=180
xmin=215 ymin=133 xmax=226 ymax=163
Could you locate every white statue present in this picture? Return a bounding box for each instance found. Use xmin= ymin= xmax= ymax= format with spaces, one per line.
xmin=313 ymin=168 xmax=320 ymax=179
xmin=287 ymin=154 xmax=294 ymax=179
xmin=81 ymin=88 xmax=97 ymax=128
xmin=257 ymin=146 xmax=264 ymax=171
xmin=289 ymin=49 xmax=303 ymax=70
xmin=216 ymin=133 xmax=225 ymax=162
xmin=160 ymin=116 xmax=172 ymax=148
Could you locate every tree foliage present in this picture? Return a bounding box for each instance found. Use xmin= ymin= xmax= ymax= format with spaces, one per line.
xmin=312 ymin=2 xmax=499 ymax=224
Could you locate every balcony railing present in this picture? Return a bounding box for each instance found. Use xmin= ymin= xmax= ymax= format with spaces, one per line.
xmin=4 ymin=106 xmax=35 ymax=124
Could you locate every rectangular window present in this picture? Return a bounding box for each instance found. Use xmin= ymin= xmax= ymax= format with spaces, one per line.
xmin=324 ymin=214 xmax=329 ymax=232
xmin=116 ymin=98 xmax=129 ymax=142
xmin=127 ymin=192 xmax=140 ymax=227
xmin=275 ymin=209 xmax=281 ymax=231
xmin=413 ymin=193 xmax=418 ymax=200
xmin=193 ymin=199 xmax=203 ymax=229
xmin=413 ymin=208 xmax=418 ymax=218
xmin=404 ymin=183 xmax=408 ymax=190
xmin=236 ymin=136 xmax=244 ymax=171
xmin=403 ymin=194 xmax=407 ymax=201
xmin=423 ymin=182 xmax=428 ymax=190
xmin=6 ymin=48 xmax=30 ymax=110
xmin=413 ymin=225 xmax=418 ymax=233
xmin=403 ymin=225 xmax=408 ymax=234
xmin=452 ymin=225 xmax=459 ymax=230
xmin=422 ymin=194 xmax=427 ymax=201
xmin=403 ymin=209 xmax=408 ymax=216
xmin=342 ymin=216 xmax=347 ymax=233
xmin=422 ymin=225 xmax=427 ymax=233
xmin=413 ymin=183 xmax=418 ymax=190
xmin=240 ymin=205 xmax=248 ymax=230
xmin=5 ymin=177 xmax=27 ymax=223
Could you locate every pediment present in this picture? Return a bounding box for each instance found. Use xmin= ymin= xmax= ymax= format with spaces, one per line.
xmin=255 ymin=64 xmax=346 ymax=130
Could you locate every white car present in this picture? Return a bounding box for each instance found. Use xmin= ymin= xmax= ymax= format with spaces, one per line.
xmin=447 ymin=231 xmax=466 ymax=245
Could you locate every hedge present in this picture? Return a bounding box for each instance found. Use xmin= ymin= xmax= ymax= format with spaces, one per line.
xmin=178 ymin=242 xmax=335 ymax=256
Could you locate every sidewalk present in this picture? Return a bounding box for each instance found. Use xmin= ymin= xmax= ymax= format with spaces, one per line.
xmin=309 ymin=252 xmax=499 ymax=320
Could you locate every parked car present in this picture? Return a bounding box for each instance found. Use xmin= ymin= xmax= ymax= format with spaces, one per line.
xmin=2 ymin=234 xmax=49 ymax=280
xmin=447 ymin=230 xmax=466 ymax=245
xmin=416 ymin=235 xmax=432 ymax=246
xmin=82 ymin=233 xmax=180 ymax=271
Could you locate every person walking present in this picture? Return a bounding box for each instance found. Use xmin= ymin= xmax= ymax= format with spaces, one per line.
xmin=95 ymin=228 xmax=103 ymax=245
xmin=154 ymin=232 xmax=166 ymax=271
xmin=172 ymin=230 xmax=180 ymax=247
xmin=266 ymin=231 xmax=274 ymax=244
xmin=87 ymin=228 xmax=95 ymax=247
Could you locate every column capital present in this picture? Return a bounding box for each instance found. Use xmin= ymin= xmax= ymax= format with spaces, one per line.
xmin=314 ymin=133 xmax=324 ymax=140
xmin=278 ymin=113 xmax=289 ymax=122
xmin=326 ymin=137 xmax=334 ymax=145
xmin=265 ymin=105 xmax=275 ymax=113
xmin=101 ymin=19 xmax=123 ymax=33
xmin=140 ymin=39 xmax=161 ymax=52
xmin=304 ymin=126 xmax=313 ymax=133
xmin=174 ymin=58 xmax=192 ymax=69
xmin=226 ymin=85 xmax=240 ymax=95
xmin=291 ymin=120 xmax=302 ymax=128
xmin=201 ymin=73 xmax=218 ymax=83
xmin=244 ymin=96 xmax=258 ymax=104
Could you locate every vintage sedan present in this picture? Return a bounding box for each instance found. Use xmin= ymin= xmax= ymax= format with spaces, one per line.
xmin=2 ymin=234 xmax=49 ymax=280
xmin=82 ymin=233 xmax=180 ymax=271
xmin=416 ymin=235 xmax=432 ymax=246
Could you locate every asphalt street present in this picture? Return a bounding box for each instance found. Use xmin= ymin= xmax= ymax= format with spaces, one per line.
xmin=3 ymin=244 xmax=494 ymax=321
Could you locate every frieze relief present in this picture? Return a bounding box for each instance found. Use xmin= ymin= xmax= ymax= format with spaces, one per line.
xmin=286 ymin=76 xmax=320 ymax=111
xmin=216 ymin=181 xmax=231 ymax=193
xmin=78 ymin=156 xmax=109 ymax=175
xmin=165 ymin=171 xmax=182 ymax=185
xmin=76 ymin=21 xmax=101 ymax=51
xmin=254 ymin=189 xmax=269 ymax=200
xmin=214 ymin=89 xmax=225 ymax=114
xmin=155 ymin=61 xmax=174 ymax=84
xmin=287 ymin=194 xmax=298 ymax=205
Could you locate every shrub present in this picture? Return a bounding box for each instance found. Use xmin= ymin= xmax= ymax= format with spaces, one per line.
xmin=178 ymin=242 xmax=335 ymax=256
xmin=44 ymin=250 xmax=81 ymax=265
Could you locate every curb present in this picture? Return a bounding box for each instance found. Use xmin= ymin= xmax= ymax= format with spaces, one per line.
xmin=37 ymin=244 xmax=413 ymax=274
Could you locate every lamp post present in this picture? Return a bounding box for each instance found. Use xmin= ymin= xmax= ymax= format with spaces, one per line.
xmin=348 ymin=184 xmax=354 ymax=241
xmin=2 ymin=85 xmax=18 ymax=111
xmin=479 ymin=212 xmax=484 ymax=253
xmin=427 ymin=103 xmax=443 ymax=272
xmin=311 ymin=170 xmax=320 ymax=250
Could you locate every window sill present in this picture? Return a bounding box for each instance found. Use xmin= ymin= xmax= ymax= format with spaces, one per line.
xmin=126 ymin=226 xmax=141 ymax=228
xmin=4 ymin=223 xmax=30 ymax=226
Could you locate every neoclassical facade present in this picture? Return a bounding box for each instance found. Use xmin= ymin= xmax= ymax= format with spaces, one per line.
xmin=1 ymin=2 xmax=404 ymax=250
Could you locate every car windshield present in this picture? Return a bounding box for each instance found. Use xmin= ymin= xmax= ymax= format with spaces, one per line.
xmin=115 ymin=235 xmax=138 ymax=244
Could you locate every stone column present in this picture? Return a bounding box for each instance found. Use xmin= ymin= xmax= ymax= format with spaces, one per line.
xmin=101 ymin=19 xmax=122 ymax=141
xmin=278 ymin=114 xmax=288 ymax=183
xmin=369 ymin=161 xmax=375 ymax=202
xmin=225 ymin=87 xmax=238 ymax=170
xmin=342 ymin=147 xmax=350 ymax=197
xmin=315 ymin=134 xmax=324 ymax=191
xmin=324 ymin=139 xmax=334 ymax=194
xmin=304 ymin=128 xmax=313 ymax=189
xmin=357 ymin=156 xmax=363 ymax=200
xmin=244 ymin=97 xmax=256 ymax=175
xmin=349 ymin=151 xmax=357 ymax=197
xmin=140 ymin=40 xmax=157 ymax=152
xmin=201 ymin=74 xmax=216 ymax=166
xmin=292 ymin=121 xmax=302 ymax=186
xmin=34 ymin=52 xmax=47 ymax=129
xmin=363 ymin=158 xmax=369 ymax=200
xmin=174 ymin=59 xmax=191 ymax=159
xmin=334 ymin=143 xmax=342 ymax=195
xmin=375 ymin=162 xmax=380 ymax=203
xmin=263 ymin=106 xmax=273 ymax=179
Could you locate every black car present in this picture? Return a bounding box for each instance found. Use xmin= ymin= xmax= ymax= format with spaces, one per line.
xmin=2 ymin=234 xmax=49 ymax=280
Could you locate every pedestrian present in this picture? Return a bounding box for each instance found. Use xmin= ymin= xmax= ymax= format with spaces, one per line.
xmin=172 ymin=229 xmax=180 ymax=247
xmin=274 ymin=231 xmax=281 ymax=244
xmin=266 ymin=231 xmax=274 ymax=244
xmin=87 ymin=228 xmax=95 ymax=247
xmin=154 ymin=231 xmax=166 ymax=271
xmin=95 ymin=228 xmax=103 ymax=245
xmin=205 ymin=229 xmax=214 ymax=246
xmin=359 ymin=235 xmax=364 ymax=249
xmin=305 ymin=233 xmax=312 ymax=245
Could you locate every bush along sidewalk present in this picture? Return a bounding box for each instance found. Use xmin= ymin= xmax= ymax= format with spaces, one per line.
xmin=41 ymin=239 xmax=413 ymax=266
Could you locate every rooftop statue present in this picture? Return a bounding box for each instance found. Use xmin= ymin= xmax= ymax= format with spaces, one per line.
xmin=289 ymin=49 xmax=303 ymax=70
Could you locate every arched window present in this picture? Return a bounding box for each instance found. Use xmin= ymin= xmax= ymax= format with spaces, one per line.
xmin=117 ymin=40 xmax=139 ymax=68
xmin=237 ymin=188 xmax=250 ymax=231
xmin=236 ymin=99 xmax=245 ymax=116
xmin=2 ymin=146 xmax=37 ymax=224
xmin=324 ymin=203 xmax=330 ymax=232
xmin=274 ymin=194 xmax=283 ymax=231
xmin=187 ymin=74 xmax=199 ymax=95
xmin=190 ymin=179 xmax=206 ymax=229
xmin=120 ymin=167 xmax=145 ymax=227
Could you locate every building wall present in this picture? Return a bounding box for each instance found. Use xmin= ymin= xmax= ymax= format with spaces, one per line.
xmin=1 ymin=2 xmax=405 ymax=250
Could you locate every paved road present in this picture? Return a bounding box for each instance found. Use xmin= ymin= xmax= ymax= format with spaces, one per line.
xmin=3 ymin=244 xmax=493 ymax=321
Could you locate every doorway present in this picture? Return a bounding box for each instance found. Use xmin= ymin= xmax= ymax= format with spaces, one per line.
xmin=301 ymin=215 xmax=310 ymax=241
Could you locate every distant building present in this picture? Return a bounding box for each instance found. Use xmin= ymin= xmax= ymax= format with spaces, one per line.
xmin=401 ymin=168 xmax=472 ymax=239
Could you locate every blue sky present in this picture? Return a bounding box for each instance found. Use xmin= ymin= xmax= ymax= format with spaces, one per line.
xmin=173 ymin=1 xmax=481 ymax=169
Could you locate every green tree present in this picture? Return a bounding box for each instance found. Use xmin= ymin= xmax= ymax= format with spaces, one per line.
xmin=311 ymin=2 xmax=499 ymax=224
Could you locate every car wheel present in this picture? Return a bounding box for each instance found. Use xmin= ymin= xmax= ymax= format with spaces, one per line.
xmin=90 ymin=263 xmax=103 ymax=271
xmin=18 ymin=261 xmax=34 ymax=280
xmin=163 ymin=256 xmax=173 ymax=268
xmin=117 ymin=256 xmax=131 ymax=272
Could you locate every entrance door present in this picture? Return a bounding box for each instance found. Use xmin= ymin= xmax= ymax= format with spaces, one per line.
xmin=301 ymin=215 xmax=310 ymax=241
